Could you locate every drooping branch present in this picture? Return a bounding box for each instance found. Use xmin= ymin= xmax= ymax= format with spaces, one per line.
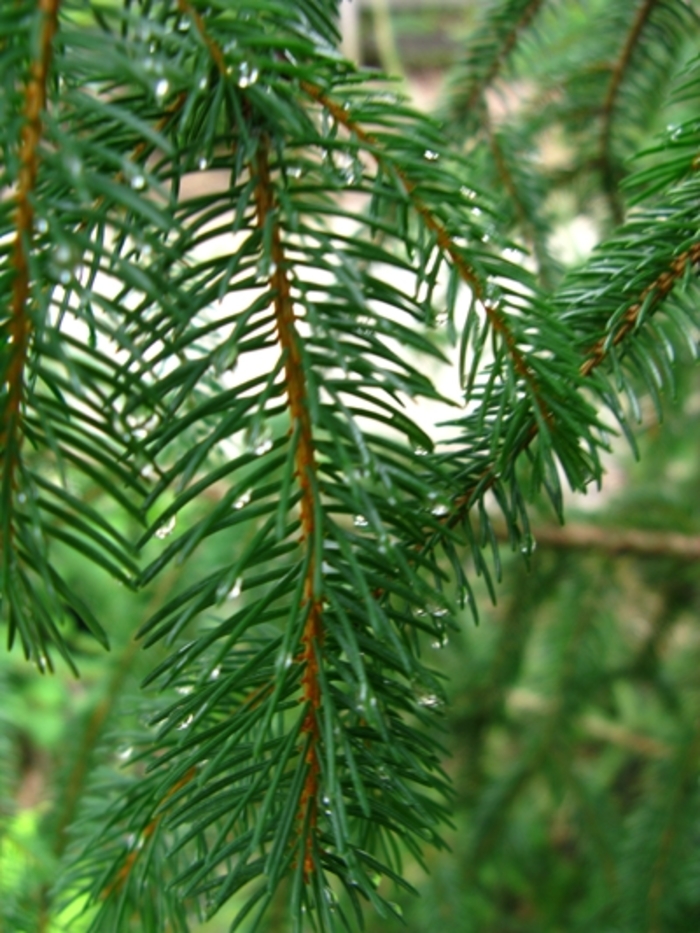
xmin=580 ymin=240 xmax=700 ymax=376
xmin=599 ymin=0 xmax=660 ymax=224
xmin=300 ymin=79 xmax=546 ymax=409
xmin=254 ymin=137 xmax=324 ymax=880
xmin=448 ymin=238 xmax=700 ymax=527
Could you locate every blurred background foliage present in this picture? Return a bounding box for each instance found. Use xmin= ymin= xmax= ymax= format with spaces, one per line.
xmin=2 ymin=0 xmax=700 ymax=930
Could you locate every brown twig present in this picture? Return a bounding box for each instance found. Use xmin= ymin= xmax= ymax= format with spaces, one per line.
xmin=254 ymin=137 xmax=324 ymax=881
xmin=1 ymin=0 xmax=60 ymax=504
xmin=599 ymin=0 xmax=660 ymax=224
xmin=492 ymin=518 xmax=700 ymax=560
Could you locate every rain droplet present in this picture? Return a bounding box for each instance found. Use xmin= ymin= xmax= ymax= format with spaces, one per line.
xmin=198 ymin=75 xmax=208 ymax=91
xmin=424 ymin=149 xmax=439 ymax=161
xmin=354 ymin=514 xmax=368 ymax=528
xmin=431 ymin=502 xmax=449 ymax=517
xmin=417 ymin=693 xmax=442 ymax=709
xmin=55 ymin=243 xmax=72 ymax=265
xmin=414 ymin=446 xmax=428 ymax=457
xmin=17 ymin=492 xmax=27 ymax=504
xmin=36 ymin=217 xmax=49 ymax=234
xmin=176 ymin=685 xmax=193 ymax=696
xmin=178 ymin=713 xmax=194 ymax=730
xmin=245 ymin=423 xmax=273 ymax=456
xmin=234 ymin=489 xmax=252 ymax=510
xmin=117 ymin=745 xmax=133 ymax=761
xmin=226 ymin=577 xmax=243 ymax=600
xmin=210 ymin=666 xmax=221 ymax=680
xmin=155 ymin=515 xmax=176 ymax=539
xmin=154 ymin=78 xmax=170 ymax=101
xmin=131 ymin=173 xmax=147 ymax=191
xmin=236 ymin=61 xmax=259 ymax=88
xmin=198 ymin=156 xmax=209 ymax=171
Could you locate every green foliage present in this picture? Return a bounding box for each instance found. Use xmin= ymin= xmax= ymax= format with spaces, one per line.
xmin=1 ymin=0 xmax=699 ymax=930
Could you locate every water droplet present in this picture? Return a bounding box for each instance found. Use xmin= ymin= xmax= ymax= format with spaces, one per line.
xmin=431 ymin=502 xmax=449 ymax=517
xmin=154 ymin=78 xmax=170 ymax=101
xmin=354 ymin=514 xmax=368 ymax=528
xmin=178 ymin=713 xmax=194 ymax=730
xmin=288 ymin=165 xmax=302 ymax=179
xmin=117 ymin=745 xmax=133 ymax=761
xmin=17 ymin=492 xmax=27 ymax=504
xmin=521 ymin=534 xmax=537 ymax=555
xmin=417 ymin=693 xmax=442 ymax=709
xmin=226 ymin=577 xmax=243 ymax=600
xmin=210 ymin=666 xmax=221 ymax=680
xmin=234 ymin=489 xmax=252 ymax=510
xmin=245 ymin=423 xmax=273 ymax=456
xmin=35 ymin=217 xmax=48 ymax=234
xmin=198 ymin=75 xmax=208 ymax=91
xmin=176 ymin=685 xmax=193 ymax=696
xmin=414 ymin=446 xmax=428 ymax=457
xmin=198 ymin=156 xmax=209 ymax=171
xmin=155 ymin=515 xmax=176 ymax=539
xmin=236 ymin=61 xmax=259 ymax=88
xmin=424 ymin=149 xmax=439 ymax=161
xmin=55 ymin=243 xmax=72 ymax=265
xmin=254 ymin=437 xmax=272 ymax=456
xmin=59 ymin=270 xmax=71 ymax=284
xmin=131 ymin=173 xmax=146 ymax=191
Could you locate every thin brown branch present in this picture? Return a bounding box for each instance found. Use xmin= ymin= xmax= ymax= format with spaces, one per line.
xmin=599 ymin=0 xmax=660 ymax=224
xmin=254 ymin=137 xmax=324 ymax=882
xmin=506 ymin=688 xmax=671 ymax=758
xmin=300 ymin=80 xmax=545 ymax=408
xmin=486 ymin=119 xmax=552 ymax=287
xmin=462 ymin=0 xmax=546 ymax=120
xmin=177 ymin=0 xmax=228 ymax=77
xmin=492 ymin=519 xmax=700 ymax=560
xmin=1 ymin=0 xmax=60 ymax=497
xmin=580 ymin=241 xmax=700 ymax=376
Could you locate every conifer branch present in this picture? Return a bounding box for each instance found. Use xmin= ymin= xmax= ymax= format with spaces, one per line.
xmin=254 ymin=137 xmax=324 ymax=881
xmin=487 ymin=129 xmax=542 ymax=275
xmin=448 ymin=0 xmax=546 ymax=126
xmin=103 ymin=766 xmax=198 ymax=899
xmin=177 ymin=0 xmax=228 ymax=76
xmin=580 ymin=240 xmax=700 ymax=376
xmin=599 ymin=0 xmax=660 ymax=224
xmin=301 ymin=79 xmax=545 ymax=407
xmin=2 ymin=0 xmax=60 ymax=505
xmin=446 ymin=236 xmax=700 ymax=524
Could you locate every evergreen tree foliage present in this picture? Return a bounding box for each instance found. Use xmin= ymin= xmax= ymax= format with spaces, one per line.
xmin=1 ymin=0 xmax=699 ymax=930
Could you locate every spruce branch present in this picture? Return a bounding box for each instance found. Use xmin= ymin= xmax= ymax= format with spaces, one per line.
xmin=445 ymin=0 xmax=547 ymax=133
xmin=599 ymin=0 xmax=661 ymax=224
xmin=2 ymin=0 xmax=60 ymax=584
xmin=253 ymin=135 xmax=325 ymax=880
